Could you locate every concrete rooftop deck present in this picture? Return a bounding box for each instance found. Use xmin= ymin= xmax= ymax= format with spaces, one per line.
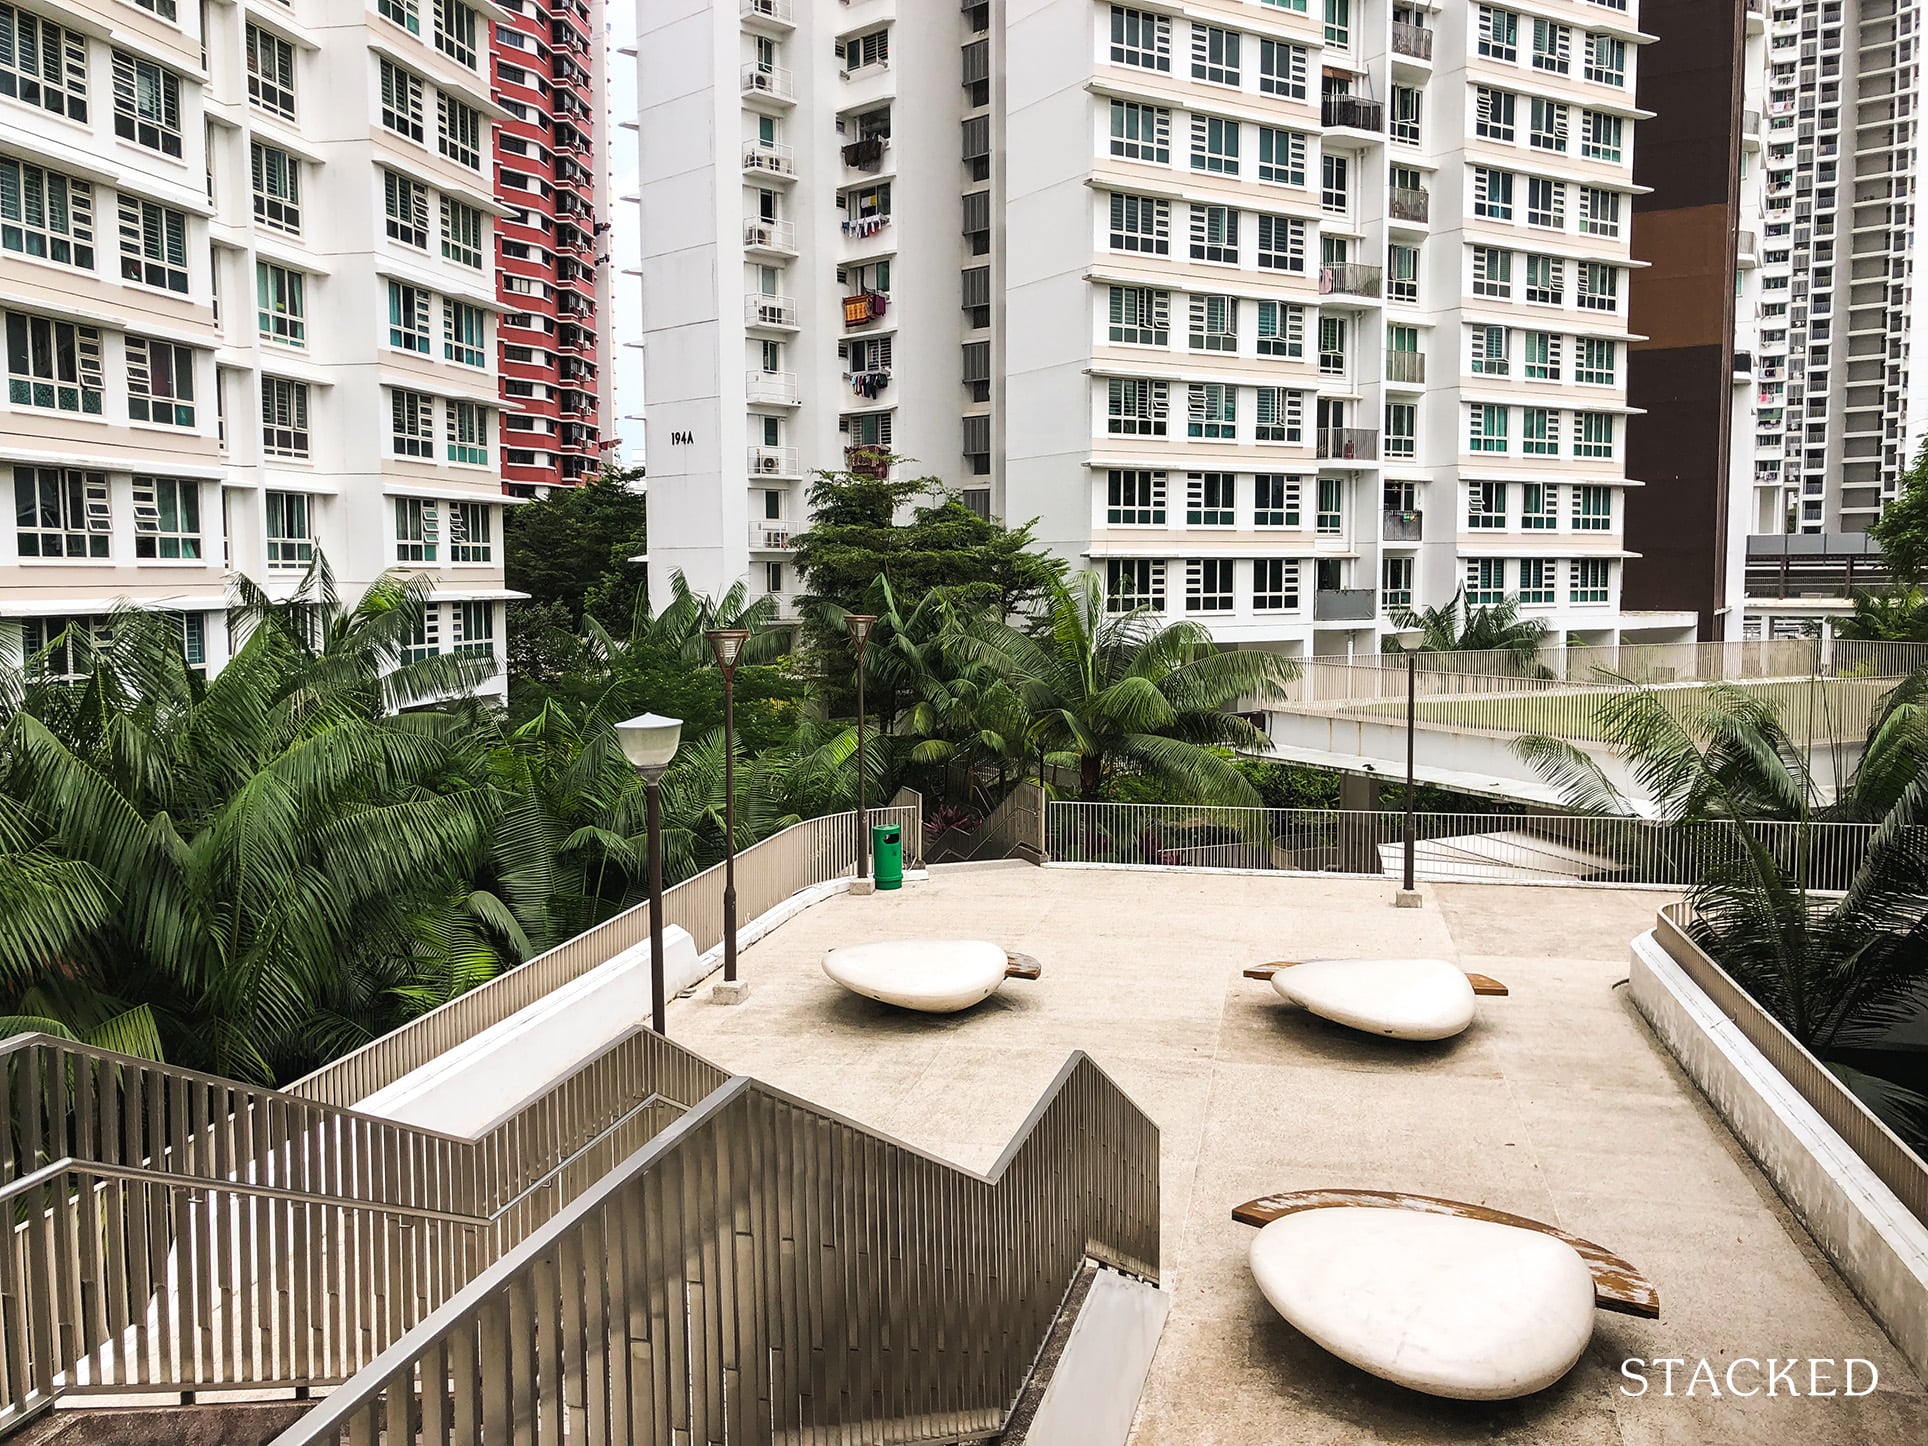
xmin=662 ymin=863 xmax=1928 ymax=1444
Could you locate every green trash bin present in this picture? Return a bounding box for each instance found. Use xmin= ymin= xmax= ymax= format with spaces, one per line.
xmin=871 ymin=823 xmax=904 ymax=890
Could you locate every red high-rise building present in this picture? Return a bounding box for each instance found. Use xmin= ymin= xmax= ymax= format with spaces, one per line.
xmin=491 ymin=0 xmax=613 ymax=492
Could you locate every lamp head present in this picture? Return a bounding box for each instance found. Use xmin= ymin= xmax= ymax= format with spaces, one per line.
xmin=615 ymin=712 xmax=683 ymax=774
xmin=845 ymin=613 xmax=878 ymax=656
xmin=706 ymin=628 xmax=750 ymax=677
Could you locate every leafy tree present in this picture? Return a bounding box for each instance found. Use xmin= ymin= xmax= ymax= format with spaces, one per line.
xmin=1384 ymin=588 xmax=1550 ymax=668
xmin=1872 ymin=438 xmax=1928 ymax=586
xmin=1834 ymin=586 xmax=1928 ymax=644
xmin=503 ymin=468 xmax=648 ymax=629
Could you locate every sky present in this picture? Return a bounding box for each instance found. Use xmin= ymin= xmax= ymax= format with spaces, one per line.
xmin=606 ymin=6 xmax=645 ymax=468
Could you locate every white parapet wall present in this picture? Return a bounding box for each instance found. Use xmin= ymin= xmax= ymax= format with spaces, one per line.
xmin=1630 ymin=930 xmax=1928 ymax=1380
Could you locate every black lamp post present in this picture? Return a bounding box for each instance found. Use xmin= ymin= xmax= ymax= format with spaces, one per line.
xmin=705 ymin=629 xmax=749 ymax=985
xmin=846 ymin=613 xmax=878 ymax=879
xmin=615 ymin=711 xmax=682 ymax=1033
xmin=1403 ymin=648 xmax=1417 ymax=894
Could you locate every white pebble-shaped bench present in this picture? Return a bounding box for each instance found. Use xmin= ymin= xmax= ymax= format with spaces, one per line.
xmin=1235 ymin=1190 xmax=1658 ymax=1401
xmin=822 ymin=939 xmax=1042 ymax=1014
xmin=1244 ymin=958 xmax=1508 ymax=1041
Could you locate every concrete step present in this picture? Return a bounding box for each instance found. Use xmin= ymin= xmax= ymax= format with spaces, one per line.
xmin=13 ymin=1400 xmax=312 ymax=1446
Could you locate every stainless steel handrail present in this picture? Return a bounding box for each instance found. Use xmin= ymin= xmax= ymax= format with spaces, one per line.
xmin=273 ymin=1051 xmax=1160 ymax=1446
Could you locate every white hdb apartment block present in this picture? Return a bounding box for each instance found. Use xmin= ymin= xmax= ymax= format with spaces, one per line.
xmin=1 ymin=0 xmax=514 ymax=691
xmin=636 ymin=0 xmax=1695 ymax=654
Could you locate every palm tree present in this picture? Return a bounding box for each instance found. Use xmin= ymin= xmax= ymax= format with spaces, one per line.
xmin=1834 ymin=586 xmax=1928 ymax=644
xmin=1384 ymin=588 xmax=1550 ymax=669
xmin=959 ymin=572 xmax=1298 ymax=802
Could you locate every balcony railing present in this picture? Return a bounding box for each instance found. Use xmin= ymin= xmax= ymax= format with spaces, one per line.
xmin=741 ymin=142 xmax=796 ymax=177
xmin=845 ymin=368 xmax=892 ymax=398
xmin=740 ymin=61 xmax=793 ymax=100
xmin=846 ymin=444 xmax=890 ymax=477
xmin=842 ymin=135 xmax=887 ymax=171
xmin=1319 ymin=263 xmax=1383 ymax=299
xmin=1391 ymin=20 xmax=1433 ymax=60
xmin=749 ymin=521 xmax=795 ymax=550
xmin=1314 ymin=587 xmax=1378 ymax=622
xmin=1389 ymin=185 xmax=1430 ymax=223
xmin=748 ymin=444 xmax=799 ymax=476
xmin=1386 ymin=349 xmax=1425 ymax=384
xmin=745 ymin=369 xmax=799 ymax=404
xmin=1383 ymin=508 xmax=1423 ymax=542
xmin=742 ymin=216 xmax=796 ymax=251
xmin=745 ymin=294 xmax=798 ymax=328
xmin=842 ymin=212 xmax=892 ymax=239
xmin=1322 ymin=95 xmax=1384 ymax=133
xmin=1317 ymin=427 xmax=1379 ymax=461
xmin=740 ymin=0 xmax=793 ymax=23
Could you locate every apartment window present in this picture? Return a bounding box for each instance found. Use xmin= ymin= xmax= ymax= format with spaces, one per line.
xmin=446 ymin=400 xmax=488 ymax=465
xmin=378 ymin=0 xmax=419 ymax=34
xmin=1477 ymin=5 xmax=1518 ymax=62
xmin=1573 ymin=484 xmax=1612 ymax=530
xmin=388 ymin=281 xmax=431 ymax=353
xmin=444 ymin=301 xmax=485 ymax=366
xmin=452 ymin=600 xmax=493 ymax=655
xmin=261 ymin=376 xmax=309 ymax=458
xmin=1576 ymin=338 xmax=1616 ymax=386
xmin=1190 ymin=204 xmax=1239 ymax=264
xmin=395 ymin=497 xmax=438 ymax=562
xmin=0 ymin=158 xmax=93 ymax=270
xmin=1108 ymin=286 xmax=1168 ymax=346
xmin=1257 ymin=301 xmax=1304 ymax=359
xmin=1319 ymin=155 xmax=1351 ymax=216
xmin=1382 ymin=556 xmax=1413 ymax=610
xmin=449 ymin=501 xmax=492 ymax=562
xmin=1185 ymin=558 xmax=1233 ymax=612
xmin=0 ymin=5 xmax=89 ymax=122
xmin=5 ymin=313 xmax=100 ymax=413
xmin=126 ymin=336 xmax=195 ymax=426
xmin=1107 ymin=377 xmax=1168 ymax=436
xmin=1573 ymin=412 xmax=1615 ymax=459
xmin=1474 ymin=87 xmax=1515 ymax=143
xmin=1521 ymin=407 xmax=1557 ymax=456
xmin=433 ymin=0 xmax=478 ymax=68
xmin=112 ymin=53 xmax=181 ymax=157
xmin=1526 ymin=177 xmax=1563 ymax=229
xmin=1522 ymin=483 xmax=1557 ymax=530
xmin=1586 ymin=34 xmax=1626 ymax=88
xmin=1186 ymin=471 xmax=1235 ymax=526
xmin=117 ymin=197 xmax=188 ymax=292
xmin=1189 ymin=294 xmax=1237 ymax=353
xmin=132 ymin=476 xmax=199 ymax=559
xmin=1258 ymin=128 xmax=1307 ymax=187
xmin=1187 ymin=383 xmax=1235 ymax=440
xmin=838 ymin=28 xmax=888 ymax=71
xmin=1253 ymin=558 xmax=1299 ymax=611
xmin=1191 ymin=115 xmax=1239 ymax=175
xmin=391 ymin=388 xmax=434 ymax=457
xmin=1316 ymin=477 xmax=1343 ymax=535
xmin=245 ymin=25 xmax=295 ymax=119
xmin=1571 ymin=558 xmax=1609 ymax=604
xmin=1579 ymin=188 xmax=1621 ymax=238
xmin=1390 ymin=85 xmax=1421 ymax=144
xmin=1523 ymin=331 xmax=1560 ymax=381
xmin=379 ymin=60 xmax=423 ymax=142
xmin=383 ymin=170 xmax=429 ymax=248
xmin=1261 ymin=0 xmax=1308 ymax=10
xmin=1524 ymin=254 xmax=1563 ymax=305
xmin=1109 ymin=101 xmax=1170 ymax=163
xmin=1106 ymin=559 xmax=1165 ymax=613
xmin=1323 ymin=0 xmax=1350 ymax=46
xmin=1106 ymin=468 xmax=1166 ymax=525
xmin=438 ymin=94 xmax=481 ymax=170
xmin=1519 ymin=557 xmax=1555 ymax=604
xmin=1385 ymin=402 xmax=1416 ymax=460
xmin=1108 ymin=193 xmax=1169 ymax=255
xmin=1110 ymin=7 xmax=1170 ymax=71
xmin=1466 ymin=558 xmax=1506 ymax=607
xmin=1253 ymin=474 xmax=1300 ymax=528
xmin=1258 ymin=38 xmax=1307 ymax=99
xmin=256 ymin=262 xmax=304 ymax=346
xmin=250 ymin=143 xmax=301 ymax=233
xmin=1255 ymin=387 xmax=1303 ymax=443
xmin=1468 ymin=404 xmax=1508 ymax=453
xmin=1471 ymin=247 xmax=1512 ymax=299
xmin=440 ymin=198 xmax=483 ymax=268
xmin=1582 ymin=112 xmax=1623 ymax=163
xmin=1256 ymin=214 xmax=1303 ymax=272
xmin=1530 ymin=17 xmax=1569 ymax=74
xmin=401 ymin=608 xmax=439 ymax=663
xmin=1466 ymin=481 xmax=1507 ymax=530
xmin=1578 ymin=263 xmax=1619 ymax=311
xmin=1469 ymin=324 xmax=1509 ymax=376
xmin=265 ymin=490 xmax=312 ymax=567
xmin=1388 ymin=245 xmax=1418 ymax=303
xmin=1191 ymin=24 xmax=1239 ymax=86
xmin=1318 ymin=314 xmax=1345 ymax=374
xmin=1473 ymin=168 xmax=1513 ymax=221
xmin=1529 ymin=98 xmax=1567 ymax=152
xmin=14 ymin=465 xmax=107 ymax=557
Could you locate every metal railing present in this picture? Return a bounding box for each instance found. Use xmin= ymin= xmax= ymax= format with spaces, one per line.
xmin=1316 ymin=426 xmax=1378 ymax=460
xmin=291 ymin=805 xmax=920 ymax=1109
xmin=1319 ymin=263 xmax=1383 ymax=298
xmin=274 ymin=1053 xmax=1159 ymax=1446
xmin=926 ymin=780 xmax=1046 ymax=865
xmin=1653 ymin=903 xmax=1928 ymax=1227
xmin=1046 ymin=802 xmax=1886 ymax=891
xmin=1322 ymin=95 xmax=1384 ymax=132
xmin=1391 ymin=20 xmax=1434 ymax=60
xmin=1385 ymin=348 xmax=1426 ymax=383
xmin=1388 ymin=184 xmax=1430 ymax=223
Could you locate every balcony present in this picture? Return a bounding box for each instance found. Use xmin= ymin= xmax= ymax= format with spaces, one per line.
xmin=740 ymin=62 xmax=794 ymax=102
xmin=844 ymin=368 xmax=891 ymax=399
xmin=1321 ymin=95 xmax=1384 ymax=135
xmin=745 ymin=294 xmax=798 ymax=329
xmin=1317 ymin=428 xmax=1378 ymax=461
xmin=742 ymin=217 xmax=797 ymax=253
xmin=1313 ymin=587 xmax=1377 ymax=622
xmin=842 ymin=290 xmax=889 ymax=328
xmin=744 ymin=369 xmax=799 ymax=405
xmin=742 ymin=142 xmax=796 ymax=179
xmin=748 ymin=444 xmax=799 ymax=477
xmin=841 ymin=213 xmax=892 ymax=241
xmin=1391 ymin=20 xmax=1433 ymax=61
xmin=1385 ymin=350 xmax=1426 ymax=385
xmin=1319 ymin=263 xmax=1383 ymax=300
xmin=1382 ymin=508 xmax=1423 ymax=543
xmin=1388 ymin=186 xmax=1430 ymax=224
xmin=740 ymin=0 xmax=793 ymax=25
xmin=841 ymin=136 xmax=886 ymax=172
xmin=749 ymin=521 xmax=795 ymax=551
xmin=845 ymin=444 xmax=890 ymax=477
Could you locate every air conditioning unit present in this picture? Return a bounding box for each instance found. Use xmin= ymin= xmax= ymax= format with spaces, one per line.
xmin=758 ymin=454 xmax=778 ymax=472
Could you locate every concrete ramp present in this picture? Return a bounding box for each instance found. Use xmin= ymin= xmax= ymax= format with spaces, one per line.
xmin=1005 ymin=1267 xmax=1171 ymax=1445
xmin=1376 ymin=830 xmax=1621 ymax=885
